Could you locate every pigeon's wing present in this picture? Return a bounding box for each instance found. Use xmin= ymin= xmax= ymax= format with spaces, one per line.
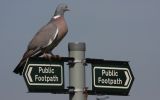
xmin=13 ymin=21 xmax=58 ymax=75
xmin=28 ymin=21 xmax=58 ymax=51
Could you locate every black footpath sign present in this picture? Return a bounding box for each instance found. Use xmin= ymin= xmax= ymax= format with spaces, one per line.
xmin=92 ymin=61 xmax=134 ymax=95
xmin=23 ymin=57 xmax=64 ymax=92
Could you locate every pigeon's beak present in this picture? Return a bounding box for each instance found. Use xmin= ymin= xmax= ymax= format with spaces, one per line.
xmin=65 ymin=8 xmax=70 ymax=11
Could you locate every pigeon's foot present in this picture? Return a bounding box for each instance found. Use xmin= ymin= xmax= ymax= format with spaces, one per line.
xmin=41 ymin=53 xmax=52 ymax=61
xmin=41 ymin=53 xmax=61 ymax=61
xmin=51 ymin=54 xmax=61 ymax=60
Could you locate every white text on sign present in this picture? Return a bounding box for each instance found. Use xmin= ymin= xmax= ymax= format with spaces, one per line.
xmin=34 ymin=67 xmax=59 ymax=83
xmin=98 ymin=69 xmax=123 ymax=85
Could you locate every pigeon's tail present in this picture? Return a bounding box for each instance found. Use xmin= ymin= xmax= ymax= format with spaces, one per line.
xmin=13 ymin=59 xmax=27 ymax=75
xmin=13 ymin=49 xmax=42 ymax=75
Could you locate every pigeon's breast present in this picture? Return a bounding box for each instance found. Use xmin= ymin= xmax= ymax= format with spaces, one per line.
xmin=45 ymin=16 xmax=68 ymax=52
xmin=55 ymin=16 xmax=68 ymax=40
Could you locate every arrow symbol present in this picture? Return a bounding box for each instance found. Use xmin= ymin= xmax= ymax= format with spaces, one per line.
xmin=124 ymin=71 xmax=130 ymax=86
xmin=28 ymin=67 xmax=33 ymax=82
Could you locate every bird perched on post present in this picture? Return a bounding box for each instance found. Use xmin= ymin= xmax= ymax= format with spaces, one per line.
xmin=13 ymin=3 xmax=70 ymax=75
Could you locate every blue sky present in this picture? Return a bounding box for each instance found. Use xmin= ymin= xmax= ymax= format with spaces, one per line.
xmin=0 ymin=0 xmax=160 ymax=100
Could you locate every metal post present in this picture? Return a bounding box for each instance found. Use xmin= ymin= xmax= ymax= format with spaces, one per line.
xmin=68 ymin=42 xmax=86 ymax=100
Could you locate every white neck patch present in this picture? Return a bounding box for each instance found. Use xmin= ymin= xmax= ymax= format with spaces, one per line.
xmin=53 ymin=15 xmax=61 ymax=19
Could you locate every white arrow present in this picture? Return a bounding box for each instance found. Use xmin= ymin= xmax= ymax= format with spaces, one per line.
xmin=28 ymin=67 xmax=33 ymax=82
xmin=124 ymin=71 xmax=130 ymax=86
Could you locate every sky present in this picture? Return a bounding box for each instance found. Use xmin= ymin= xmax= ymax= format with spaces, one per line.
xmin=0 ymin=0 xmax=160 ymax=100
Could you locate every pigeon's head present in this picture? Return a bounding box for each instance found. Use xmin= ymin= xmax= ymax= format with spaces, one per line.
xmin=54 ymin=3 xmax=70 ymax=16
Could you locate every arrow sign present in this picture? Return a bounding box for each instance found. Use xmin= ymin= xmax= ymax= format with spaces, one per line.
xmin=93 ymin=67 xmax=132 ymax=89
xmin=23 ymin=57 xmax=64 ymax=92
xmin=25 ymin=64 xmax=63 ymax=86
xmin=92 ymin=61 xmax=134 ymax=95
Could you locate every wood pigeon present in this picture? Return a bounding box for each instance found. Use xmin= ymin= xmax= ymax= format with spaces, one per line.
xmin=13 ymin=3 xmax=70 ymax=75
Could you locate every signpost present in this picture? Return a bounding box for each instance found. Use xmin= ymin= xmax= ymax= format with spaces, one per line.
xmin=91 ymin=61 xmax=134 ymax=95
xmin=23 ymin=57 xmax=64 ymax=92
xmin=18 ymin=42 xmax=134 ymax=99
